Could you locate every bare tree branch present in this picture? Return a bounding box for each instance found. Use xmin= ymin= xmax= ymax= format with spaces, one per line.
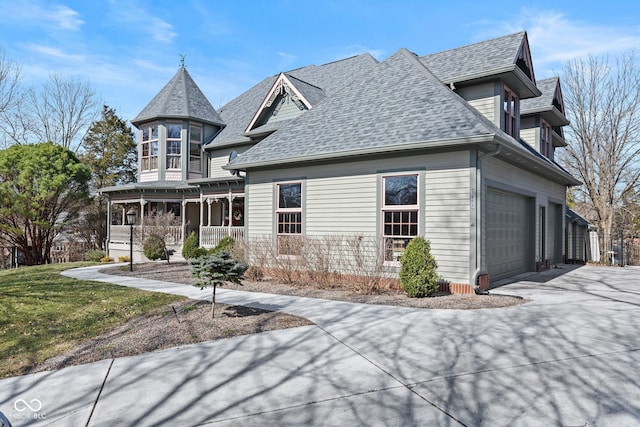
xmin=559 ymin=52 xmax=640 ymax=261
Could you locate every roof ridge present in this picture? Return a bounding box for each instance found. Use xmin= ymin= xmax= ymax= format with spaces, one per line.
xmin=422 ymin=31 xmax=526 ymax=57
xmin=285 ymin=73 xmax=324 ymax=90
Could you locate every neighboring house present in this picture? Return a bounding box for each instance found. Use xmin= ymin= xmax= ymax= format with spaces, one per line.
xmin=102 ymin=31 xmax=580 ymax=291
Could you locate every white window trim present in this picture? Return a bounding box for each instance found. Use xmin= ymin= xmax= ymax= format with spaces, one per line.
xmin=275 ymin=181 xmax=303 ymax=257
xmin=381 ymin=172 xmax=421 ymax=265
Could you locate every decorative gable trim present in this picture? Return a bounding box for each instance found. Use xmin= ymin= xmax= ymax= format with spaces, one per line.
xmin=516 ymin=35 xmax=536 ymax=84
xmin=553 ymin=80 xmax=566 ymax=116
xmin=245 ymin=73 xmax=313 ymax=133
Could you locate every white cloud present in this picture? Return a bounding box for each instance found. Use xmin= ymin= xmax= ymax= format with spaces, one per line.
xmin=479 ymin=8 xmax=640 ymax=77
xmin=24 ymin=43 xmax=85 ymax=62
xmin=108 ymin=1 xmax=177 ymax=43
xmin=49 ymin=5 xmax=84 ymax=30
xmin=0 ymin=1 xmax=84 ymax=31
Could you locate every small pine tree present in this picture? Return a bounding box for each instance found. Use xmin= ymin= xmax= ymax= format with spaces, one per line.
xmin=189 ymin=251 xmax=248 ymax=318
xmin=399 ymin=237 xmax=439 ymax=298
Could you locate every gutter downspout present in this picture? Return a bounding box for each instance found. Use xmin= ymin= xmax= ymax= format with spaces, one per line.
xmin=472 ymin=142 xmax=501 ymax=293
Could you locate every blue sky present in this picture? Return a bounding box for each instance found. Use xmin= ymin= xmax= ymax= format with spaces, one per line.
xmin=1 ymin=0 xmax=639 ymax=122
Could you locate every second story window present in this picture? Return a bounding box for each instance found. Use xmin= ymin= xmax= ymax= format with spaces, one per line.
xmin=541 ymin=120 xmax=552 ymax=159
xmin=503 ymin=85 xmax=519 ymax=138
xmin=141 ymin=125 xmax=158 ymax=171
xmin=166 ymin=124 xmax=182 ymax=169
xmin=189 ymin=126 xmax=202 ymax=173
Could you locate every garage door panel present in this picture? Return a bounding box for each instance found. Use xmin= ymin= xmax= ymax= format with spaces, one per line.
xmin=487 ymin=189 xmax=531 ymax=280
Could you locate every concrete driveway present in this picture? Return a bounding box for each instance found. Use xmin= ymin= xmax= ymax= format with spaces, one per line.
xmin=1 ymin=264 xmax=639 ymax=426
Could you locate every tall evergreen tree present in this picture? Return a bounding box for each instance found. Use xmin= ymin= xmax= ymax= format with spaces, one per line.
xmin=79 ymin=105 xmax=137 ymax=249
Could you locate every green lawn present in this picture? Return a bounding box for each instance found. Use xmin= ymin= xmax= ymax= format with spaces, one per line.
xmin=0 ymin=262 xmax=185 ymax=379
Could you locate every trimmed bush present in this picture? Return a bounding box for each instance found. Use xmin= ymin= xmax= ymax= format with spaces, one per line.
xmin=182 ymin=231 xmax=203 ymax=259
xmin=399 ymin=237 xmax=439 ymax=298
xmin=209 ymin=236 xmax=235 ymax=255
xmin=100 ymin=256 xmax=114 ymax=263
xmin=84 ymin=250 xmax=106 ymax=262
xmin=117 ymin=256 xmax=130 ymax=263
xmin=143 ymin=234 xmax=165 ymax=261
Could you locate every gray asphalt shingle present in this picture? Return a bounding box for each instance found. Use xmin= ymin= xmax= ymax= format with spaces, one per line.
xmin=521 ymin=77 xmax=559 ymax=114
xmin=132 ymin=67 xmax=224 ymax=126
xmin=420 ymin=32 xmax=527 ymax=84
xmin=229 ymin=48 xmax=503 ymax=167
xmin=210 ymin=54 xmax=379 ymax=148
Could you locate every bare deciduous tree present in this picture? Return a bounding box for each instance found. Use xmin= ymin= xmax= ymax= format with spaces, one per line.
xmin=0 ymin=73 xmax=99 ymax=152
xmin=560 ymin=52 xmax=640 ymax=262
xmin=0 ymin=50 xmax=21 ymax=148
xmin=29 ymin=73 xmax=100 ymax=152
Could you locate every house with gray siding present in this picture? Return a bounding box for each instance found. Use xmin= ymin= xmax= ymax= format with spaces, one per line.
xmin=102 ymin=31 xmax=580 ymax=291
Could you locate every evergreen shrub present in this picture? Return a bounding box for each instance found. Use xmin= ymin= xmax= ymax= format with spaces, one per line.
xmin=209 ymin=236 xmax=235 ymax=255
xmin=143 ymin=234 xmax=165 ymax=260
xmin=399 ymin=237 xmax=439 ymax=298
xmin=85 ymin=250 xmax=106 ymax=262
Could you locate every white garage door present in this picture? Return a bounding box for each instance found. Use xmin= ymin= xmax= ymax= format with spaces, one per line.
xmin=486 ymin=189 xmax=531 ymax=281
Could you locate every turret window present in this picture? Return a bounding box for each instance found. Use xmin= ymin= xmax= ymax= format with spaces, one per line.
xmin=166 ymin=124 xmax=182 ymax=169
xmin=189 ymin=125 xmax=202 ymax=172
xmin=141 ymin=125 xmax=158 ymax=171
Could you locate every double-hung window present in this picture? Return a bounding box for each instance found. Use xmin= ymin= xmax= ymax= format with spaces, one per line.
xmin=382 ymin=174 xmax=419 ymax=262
xmin=189 ymin=126 xmax=202 ymax=172
xmin=276 ymin=182 xmax=302 ymax=255
xmin=503 ymin=85 xmax=520 ymax=138
xmin=166 ymin=124 xmax=182 ymax=169
xmin=141 ymin=125 xmax=158 ymax=171
xmin=541 ymin=120 xmax=552 ymax=159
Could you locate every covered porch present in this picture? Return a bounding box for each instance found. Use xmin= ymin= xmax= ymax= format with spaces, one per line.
xmin=104 ymin=183 xmax=245 ymax=261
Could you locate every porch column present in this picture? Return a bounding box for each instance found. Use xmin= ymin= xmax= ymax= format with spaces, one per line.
xmin=139 ymin=198 xmax=147 ymax=226
xmin=207 ymin=198 xmax=213 ymax=226
xmin=182 ymin=199 xmax=188 ymax=242
xmin=106 ymin=197 xmax=112 ymax=252
xmin=228 ymin=190 xmax=233 ymax=236
xmin=199 ymin=193 xmax=204 ymax=231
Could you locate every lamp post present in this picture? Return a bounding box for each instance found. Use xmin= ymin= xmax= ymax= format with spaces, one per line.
xmin=126 ymin=208 xmax=136 ymax=272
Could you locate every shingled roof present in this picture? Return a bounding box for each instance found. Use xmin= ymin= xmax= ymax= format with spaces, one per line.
xmin=210 ymin=53 xmax=379 ymax=148
xmin=132 ymin=66 xmax=224 ymax=127
xmin=229 ymin=48 xmax=512 ymax=168
xmin=521 ymin=77 xmax=569 ymax=126
xmin=420 ymin=32 xmax=540 ymax=98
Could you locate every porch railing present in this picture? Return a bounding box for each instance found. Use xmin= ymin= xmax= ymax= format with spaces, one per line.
xmin=109 ymin=225 xmax=183 ymax=246
xmin=200 ymin=226 xmax=244 ymax=248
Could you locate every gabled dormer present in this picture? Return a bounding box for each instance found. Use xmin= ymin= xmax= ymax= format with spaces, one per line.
xmin=420 ymin=32 xmax=540 ymax=140
xmin=521 ymin=77 xmax=570 ymax=161
xmin=131 ymin=65 xmax=225 ymax=183
xmin=244 ymin=73 xmax=325 ymax=139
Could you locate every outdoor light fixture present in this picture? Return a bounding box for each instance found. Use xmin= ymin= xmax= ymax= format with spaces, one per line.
xmin=126 ymin=208 xmax=136 ymax=272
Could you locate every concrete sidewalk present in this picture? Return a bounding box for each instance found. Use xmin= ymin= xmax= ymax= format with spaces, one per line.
xmin=1 ymin=264 xmax=640 ymax=426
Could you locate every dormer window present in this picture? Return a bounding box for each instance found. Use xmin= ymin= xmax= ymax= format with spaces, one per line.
xmin=541 ymin=120 xmax=552 ymax=159
xmin=503 ymin=85 xmax=519 ymax=138
xmin=141 ymin=125 xmax=158 ymax=171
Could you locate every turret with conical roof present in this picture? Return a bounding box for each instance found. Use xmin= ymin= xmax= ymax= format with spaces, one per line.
xmin=132 ymin=65 xmax=225 ymax=182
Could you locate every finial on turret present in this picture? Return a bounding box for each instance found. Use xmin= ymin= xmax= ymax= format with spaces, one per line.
xmin=179 ymin=54 xmax=187 ymax=68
